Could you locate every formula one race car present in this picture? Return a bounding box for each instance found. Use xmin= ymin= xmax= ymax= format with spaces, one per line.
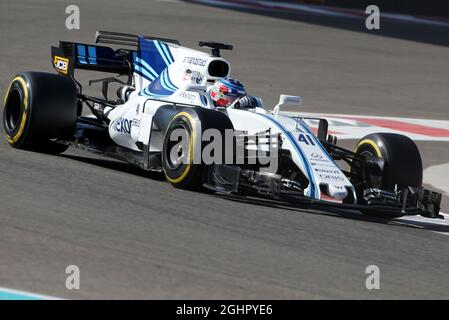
xmin=2 ymin=30 xmax=442 ymax=219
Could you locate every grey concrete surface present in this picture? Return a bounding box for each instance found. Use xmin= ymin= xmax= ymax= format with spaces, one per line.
xmin=424 ymin=163 xmax=449 ymax=197
xmin=1 ymin=0 xmax=449 ymax=299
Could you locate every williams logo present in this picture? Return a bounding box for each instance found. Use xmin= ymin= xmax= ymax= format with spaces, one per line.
xmin=53 ymin=56 xmax=69 ymax=74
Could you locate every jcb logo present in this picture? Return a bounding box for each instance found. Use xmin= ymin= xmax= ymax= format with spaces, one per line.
xmin=54 ymin=56 xmax=69 ymax=74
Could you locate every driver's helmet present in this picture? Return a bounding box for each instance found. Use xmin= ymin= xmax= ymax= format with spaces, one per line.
xmin=210 ymin=78 xmax=246 ymax=107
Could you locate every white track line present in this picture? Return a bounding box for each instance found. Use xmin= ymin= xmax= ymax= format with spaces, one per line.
xmin=395 ymin=213 xmax=449 ymax=236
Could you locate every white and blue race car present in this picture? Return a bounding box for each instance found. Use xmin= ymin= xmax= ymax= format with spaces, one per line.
xmin=2 ymin=30 xmax=442 ymax=218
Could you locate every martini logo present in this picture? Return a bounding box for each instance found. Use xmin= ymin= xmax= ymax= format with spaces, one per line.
xmin=54 ymin=56 xmax=69 ymax=74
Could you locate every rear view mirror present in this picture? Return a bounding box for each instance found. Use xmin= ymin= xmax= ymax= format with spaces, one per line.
xmin=278 ymin=95 xmax=301 ymax=106
xmin=273 ymin=95 xmax=302 ymax=117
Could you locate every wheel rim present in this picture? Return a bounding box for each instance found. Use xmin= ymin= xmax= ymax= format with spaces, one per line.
xmin=360 ymin=149 xmax=382 ymax=188
xmin=165 ymin=123 xmax=191 ymax=170
xmin=170 ymin=143 xmax=185 ymax=169
xmin=352 ymin=147 xmax=382 ymax=192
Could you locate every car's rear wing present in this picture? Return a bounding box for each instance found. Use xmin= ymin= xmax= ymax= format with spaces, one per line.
xmin=51 ymin=41 xmax=136 ymax=76
xmin=50 ymin=31 xmax=181 ymax=77
xmin=95 ymin=30 xmax=181 ymax=47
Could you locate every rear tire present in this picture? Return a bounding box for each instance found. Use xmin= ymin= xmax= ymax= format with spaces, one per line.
xmin=3 ymin=72 xmax=78 ymax=154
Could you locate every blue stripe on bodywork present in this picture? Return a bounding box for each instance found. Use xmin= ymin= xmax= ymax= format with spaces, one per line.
xmin=294 ymin=119 xmax=340 ymax=167
xmin=139 ymin=75 xmax=176 ymax=97
xmin=77 ymin=45 xmax=88 ymax=64
xmin=159 ymin=42 xmax=174 ymax=64
xmin=163 ymin=42 xmax=174 ymax=64
xmin=135 ymin=57 xmax=158 ymax=78
xmin=134 ymin=65 xmax=156 ymax=81
xmin=160 ymin=69 xmax=178 ymax=91
xmin=137 ymin=37 xmax=179 ymax=98
xmin=140 ymin=86 xmax=170 ymax=98
xmin=87 ymin=46 xmax=97 ymax=65
xmin=163 ymin=69 xmax=178 ymax=90
xmin=260 ymin=114 xmax=319 ymax=199
xmin=139 ymin=38 xmax=169 ymax=75
xmin=154 ymin=41 xmax=171 ymax=66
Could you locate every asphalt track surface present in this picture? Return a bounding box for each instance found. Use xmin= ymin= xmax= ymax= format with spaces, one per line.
xmin=1 ymin=0 xmax=449 ymax=299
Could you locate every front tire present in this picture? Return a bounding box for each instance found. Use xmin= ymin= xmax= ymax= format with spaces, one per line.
xmin=352 ymin=133 xmax=422 ymax=191
xmin=3 ymin=72 xmax=78 ymax=153
xmin=351 ymin=133 xmax=423 ymax=218
xmin=162 ymin=111 xmax=202 ymax=189
xmin=161 ymin=107 xmax=234 ymax=190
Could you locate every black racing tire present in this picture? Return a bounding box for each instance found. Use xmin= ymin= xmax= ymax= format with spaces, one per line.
xmin=351 ymin=133 xmax=423 ymax=217
xmin=353 ymin=133 xmax=423 ymax=190
xmin=161 ymin=107 xmax=234 ymax=190
xmin=2 ymin=72 xmax=78 ymax=154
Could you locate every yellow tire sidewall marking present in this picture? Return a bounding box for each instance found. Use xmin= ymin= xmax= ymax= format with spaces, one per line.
xmin=164 ymin=111 xmax=196 ymax=184
xmin=355 ymin=139 xmax=382 ymax=158
xmin=5 ymin=76 xmax=28 ymax=144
